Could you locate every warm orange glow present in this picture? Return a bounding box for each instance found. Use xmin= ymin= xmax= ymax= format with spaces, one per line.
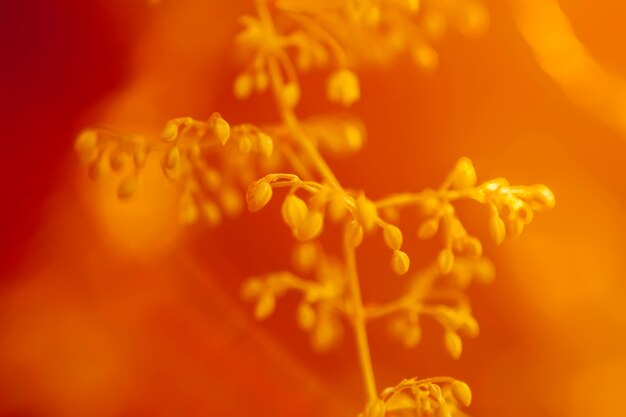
xmin=2 ymin=1 xmax=625 ymax=417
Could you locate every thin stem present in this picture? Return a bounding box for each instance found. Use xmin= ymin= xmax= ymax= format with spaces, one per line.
xmin=256 ymin=0 xmax=343 ymax=191
xmin=344 ymin=230 xmax=378 ymax=402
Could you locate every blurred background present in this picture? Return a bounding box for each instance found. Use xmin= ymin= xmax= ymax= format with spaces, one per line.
xmin=1 ymin=0 xmax=625 ymax=416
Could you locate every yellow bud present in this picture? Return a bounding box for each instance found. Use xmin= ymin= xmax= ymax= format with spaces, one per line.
xmin=345 ymin=221 xmax=364 ymax=248
xmin=241 ymin=278 xmax=263 ymax=300
xmin=418 ymin=218 xmax=439 ymax=239
xmin=255 ymin=71 xmax=269 ymax=91
xmin=161 ymin=123 xmax=178 ymax=142
xmin=464 ymin=236 xmax=483 ymax=257
xmin=412 ymin=44 xmax=438 ymax=70
xmin=355 ymin=195 xmax=378 ymax=231
xmin=364 ymin=399 xmax=386 ymax=417
xmin=452 ymin=157 xmax=477 ymax=190
xmin=295 ymin=211 xmax=324 ymax=241
xmin=508 ymin=217 xmax=524 ymax=237
xmin=214 ymin=117 xmax=230 ymax=145
xmin=296 ymin=302 xmax=316 ymax=330
xmin=117 ymin=175 xmax=138 ymax=200
xmin=234 ymin=73 xmax=254 ymax=99
xmin=383 ymin=224 xmax=403 ymax=251
xmin=202 ymin=169 xmax=221 ymax=191
xmin=530 ymin=184 xmax=555 ymax=210
xmin=74 ymin=130 xmax=97 ymax=158
xmin=451 ymin=381 xmax=472 ymax=407
xmin=221 ymin=187 xmax=244 ymax=217
xmin=282 ymin=82 xmax=301 ymax=108
xmin=403 ymin=325 xmax=421 ymax=348
xmin=254 ymin=294 xmax=275 ymax=320
xmin=391 ymin=250 xmax=410 ymax=276
xmin=202 ymin=201 xmax=221 ymax=227
xmin=327 ymin=194 xmax=348 ymax=222
xmin=282 ymin=195 xmax=309 ymax=229
xmin=437 ymin=248 xmax=454 ymax=275
xmin=327 ymin=68 xmax=361 ymax=107
xmin=239 ymin=135 xmax=252 ymax=153
xmin=246 ymin=180 xmax=272 ymax=212
xmin=344 ymin=124 xmax=363 ymax=151
xmin=165 ymin=146 xmax=180 ymax=170
xmin=444 ymin=330 xmax=462 ymax=359
xmin=257 ymin=132 xmax=274 ymax=158
xmin=133 ymin=148 xmax=146 ymax=169
xmin=180 ymin=198 xmax=199 ymax=224
xmin=293 ymin=242 xmax=318 ymax=273
xmin=311 ymin=314 xmax=339 ymax=352
xmin=489 ymin=215 xmax=506 ymax=245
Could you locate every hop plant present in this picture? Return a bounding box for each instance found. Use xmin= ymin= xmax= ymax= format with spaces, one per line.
xmin=76 ymin=0 xmax=553 ymax=416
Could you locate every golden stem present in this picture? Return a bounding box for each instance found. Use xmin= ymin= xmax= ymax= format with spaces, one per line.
xmin=344 ymin=229 xmax=378 ymax=402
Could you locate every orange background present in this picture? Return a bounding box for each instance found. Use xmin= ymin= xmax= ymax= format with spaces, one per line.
xmin=1 ymin=1 xmax=625 ymax=416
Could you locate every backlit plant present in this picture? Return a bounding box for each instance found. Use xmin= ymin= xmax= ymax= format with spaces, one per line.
xmin=75 ymin=1 xmax=554 ymax=416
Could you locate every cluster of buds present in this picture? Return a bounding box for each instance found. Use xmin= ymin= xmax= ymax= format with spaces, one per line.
xmin=241 ymin=245 xmax=347 ymax=352
xmin=74 ymin=128 xmax=149 ymax=200
xmin=363 ymin=377 xmax=472 ymax=417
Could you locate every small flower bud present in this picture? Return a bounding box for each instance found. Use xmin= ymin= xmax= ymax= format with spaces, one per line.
xmin=383 ymin=224 xmax=403 ymax=251
xmin=327 ymin=68 xmax=361 ymax=107
xmin=391 ymin=250 xmax=410 ymax=276
xmin=294 ymin=211 xmax=324 ymax=241
xmin=161 ymin=123 xmax=178 ymax=142
xmin=296 ymin=302 xmax=316 ymax=330
xmin=74 ymin=130 xmax=98 ymax=159
xmin=214 ymin=117 xmax=230 ymax=145
xmin=451 ymin=381 xmax=472 ymax=407
xmin=452 ymin=157 xmax=477 ymax=190
xmin=282 ymin=82 xmax=301 ymax=108
xmin=489 ymin=215 xmax=506 ymax=245
xmin=345 ymin=221 xmax=364 ymax=248
xmin=254 ymin=293 xmax=275 ymax=320
xmin=165 ymin=147 xmax=180 ymax=170
xmin=444 ymin=330 xmax=462 ymax=359
xmin=282 ymin=195 xmax=309 ymax=229
xmin=418 ymin=218 xmax=439 ymax=239
xmin=437 ymin=248 xmax=454 ymax=275
xmin=117 ymin=175 xmax=138 ymax=200
xmin=246 ymin=180 xmax=273 ymax=212
xmin=355 ymin=195 xmax=378 ymax=232
xmin=234 ymin=73 xmax=253 ymax=99
xmin=257 ymin=132 xmax=273 ymax=158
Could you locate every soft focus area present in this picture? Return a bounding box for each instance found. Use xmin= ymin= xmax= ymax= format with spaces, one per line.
xmin=1 ymin=1 xmax=625 ymax=416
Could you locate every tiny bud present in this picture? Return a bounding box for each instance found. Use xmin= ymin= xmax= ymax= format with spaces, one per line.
xmin=296 ymin=302 xmax=316 ymax=330
xmin=383 ymin=224 xmax=403 ymax=251
xmin=437 ymin=248 xmax=454 ymax=275
xmin=282 ymin=195 xmax=309 ymax=229
xmin=293 ymin=242 xmax=318 ymax=273
xmin=418 ymin=218 xmax=439 ymax=239
xmin=161 ymin=123 xmax=178 ymax=142
xmin=282 ymin=82 xmax=301 ymax=108
xmin=165 ymin=147 xmax=180 ymax=170
xmin=451 ymin=381 xmax=472 ymax=407
xmin=444 ymin=330 xmax=462 ymax=359
xmin=214 ymin=117 xmax=230 ymax=145
xmin=117 ymin=175 xmax=138 ymax=200
xmin=530 ymin=184 xmax=555 ymax=210
xmin=355 ymin=195 xmax=378 ymax=232
xmin=202 ymin=201 xmax=221 ymax=227
xmin=391 ymin=250 xmax=410 ymax=276
xmin=489 ymin=215 xmax=506 ymax=245
xmin=74 ymin=130 xmax=98 ymax=157
xmin=327 ymin=194 xmax=348 ymax=222
xmin=239 ymin=135 xmax=252 ymax=153
xmin=257 ymin=132 xmax=274 ymax=158
xmin=246 ymin=180 xmax=273 ymax=212
xmin=345 ymin=221 xmax=364 ymax=248
xmin=326 ymin=68 xmax=361 ymax=107
xmin=241 ymin=278 xmax=263 ymax=300
xmin=452 ymin=157 xmax=477 ymax=190
xmin=234 ymin=73 xmax=254 ymax=99
xmin=109 ymin=151 xmax=125 ymax=172
xmin=254 ymin=293 xmax=275 ymax=320
xmin=464 ymin=236 xmax=483 ymax=257
xmin=295 ymin=211 xmax=324 ymax=241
